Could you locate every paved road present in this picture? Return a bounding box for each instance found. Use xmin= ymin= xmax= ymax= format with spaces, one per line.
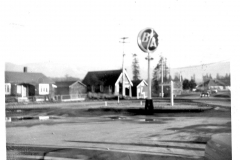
xmin=6 ymin=113 xmax=231 ymax=159
xmin=7 ymin=143 xmax=205 ymax=160
xmin=5 ymin=97 xmax=231 ymax=159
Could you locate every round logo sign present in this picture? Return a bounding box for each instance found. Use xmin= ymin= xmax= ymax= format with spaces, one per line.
xmin=137 ymin=28 xmax=159 ymax=53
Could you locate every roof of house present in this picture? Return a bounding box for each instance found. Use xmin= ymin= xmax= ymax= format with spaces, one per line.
xmin=199 ymin=79 xmax=226 ymax=87
xmin=131 ymin=79 xmax=148 ymax=87
xmin=55 ymin=81 xmax=86 ymax=87
xmin=218 ymin=79 xmax=231 ymax=86
xmin=82 ymin=69 xmax=122 ymax=86
xmin=5 ymin=71 xmax=54 ymax=84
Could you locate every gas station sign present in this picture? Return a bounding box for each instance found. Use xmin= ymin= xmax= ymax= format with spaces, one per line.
xmin=137 ymin=28 xmax=159 ymax=53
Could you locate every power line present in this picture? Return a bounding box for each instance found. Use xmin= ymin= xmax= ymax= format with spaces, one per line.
xmin=170 ymin=60 xmax=230 ymax=70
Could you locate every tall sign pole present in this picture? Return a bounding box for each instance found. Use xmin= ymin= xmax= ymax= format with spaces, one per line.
xmin=120 ymin=37 xmax=128 ymax=97
xmin=137 ymin=28 xmax=159 ymax=112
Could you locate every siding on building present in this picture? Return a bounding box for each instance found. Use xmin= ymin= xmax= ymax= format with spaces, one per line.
xmin=55 ymin=81 xmax=86 ymax=95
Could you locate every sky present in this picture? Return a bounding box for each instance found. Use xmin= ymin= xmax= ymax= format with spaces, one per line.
xmin=1 ymin=0 xmax=239 ymax=74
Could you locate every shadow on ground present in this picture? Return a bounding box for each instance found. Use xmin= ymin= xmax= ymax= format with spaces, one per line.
xmin=166 ymin=122 xmax=231 ymax=135
xmin=65 ymin=140 xmax=205 ymax=151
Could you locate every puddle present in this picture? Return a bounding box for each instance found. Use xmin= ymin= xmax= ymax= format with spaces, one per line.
xmin=139 ymin=118 xmax=156 ymax=122
xmin=6 ymin=110 xmax=24 ymax=113
xmin=198 ymin=126 xmax=226 ymax=129
xmin=108 ymin=116 xmax=126 ymax=120
xmin=6 ymin=116 xmax=52 ymax=122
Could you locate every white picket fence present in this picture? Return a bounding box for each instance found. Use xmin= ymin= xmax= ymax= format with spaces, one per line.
xmin=5 ymin=94 xmax=87 ymax=103
xmin=55 ymin=94 xmax=86 ymax=102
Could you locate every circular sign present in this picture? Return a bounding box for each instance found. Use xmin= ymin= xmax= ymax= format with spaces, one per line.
xmin=137 ymin=28 xmax=159 ymax=53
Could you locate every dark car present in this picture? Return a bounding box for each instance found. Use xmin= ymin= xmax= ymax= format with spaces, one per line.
xmin=200 ymin=90 xmax=210 ymax=97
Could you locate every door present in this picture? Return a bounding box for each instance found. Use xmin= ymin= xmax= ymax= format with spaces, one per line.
xmin=22 ymin=86 xmax=27 ymax=97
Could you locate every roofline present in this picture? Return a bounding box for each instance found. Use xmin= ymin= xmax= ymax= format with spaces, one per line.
xmin=115 ymin=70 xmax=133 ymax=86
xmin=137 ymin=80 xmax=148 ymax=87
xmin=69 ymin=81 xmax=86 ymax=87
xmin=86 ymin=69 xmax=122 ymax=73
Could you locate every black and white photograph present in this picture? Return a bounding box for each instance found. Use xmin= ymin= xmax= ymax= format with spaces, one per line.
xmin=1 ymin=0 xmax=239 ymax=159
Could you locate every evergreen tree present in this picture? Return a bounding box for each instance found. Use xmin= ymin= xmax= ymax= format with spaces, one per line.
xmin=216 ymin=73 xmax=221 ymax=79
xmin=209 ymin=74 xmax=212 ymax=79
xmin=182 ymin=79 xmax=190 ymax=90
xmin=132 ymin=54 xmax=140 ymax=81
xmin=152 ymin=56 xmax=170 ymax=95
xmin=152 ymin=63 xmax=160 ymax=95
xmin=169 ymin=75 xmax=172 ymax=81
xmin=189 ymin=79 xmax=197 ymax=90
xmin=174 ymin=73 xmax=180 ymax=81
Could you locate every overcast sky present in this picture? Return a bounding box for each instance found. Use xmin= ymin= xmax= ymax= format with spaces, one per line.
xmin=1 ymin=0 xmax=239 ymax=72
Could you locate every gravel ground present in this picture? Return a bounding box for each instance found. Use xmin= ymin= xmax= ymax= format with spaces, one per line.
xmin=6 ymin=100 xmax=231 ymax=159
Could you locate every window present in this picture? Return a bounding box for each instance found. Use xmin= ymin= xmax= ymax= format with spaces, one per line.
xmin=5 ymin=83 xmax=11 ymax=95
xmin=109 ymin=85 xmax=112 ymax=92
xmin=17 ymin=85 xmax=22 ymax=94
xmin=100 ymin=85 xmax=103 ymax=92
xmin=91 ymin=85 xmax=95 ymax=92
xmin=39 ymin=84 xmax=49 ymax=95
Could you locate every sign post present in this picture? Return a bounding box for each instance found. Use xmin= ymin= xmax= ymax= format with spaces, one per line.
xmin=137 ymin=28 xmax=159 ymax=112
xmin=159 ymin=82 xmax=174 ymax=106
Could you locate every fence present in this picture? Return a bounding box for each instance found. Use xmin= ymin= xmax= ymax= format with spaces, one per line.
xmin=55 ymin=94 xmax=86 ymax=102
xmin=5 ymin=94 xmax=87 ymax=103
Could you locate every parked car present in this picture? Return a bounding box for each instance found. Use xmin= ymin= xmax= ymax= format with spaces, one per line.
xmin=210 ymin=89 xmax=218 ymax=94
xmin=200 ymin=90 xmax=210 ymax=97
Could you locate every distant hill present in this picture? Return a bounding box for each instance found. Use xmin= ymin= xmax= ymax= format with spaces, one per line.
xmin=169 ymin=61 xmax=230 ymax=83
xmin=126 ymin=61 xmax=230 ymax=83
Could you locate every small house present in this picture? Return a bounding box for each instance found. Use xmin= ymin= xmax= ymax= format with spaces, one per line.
xmin=131 ymin=80 xmax=148 ymax=99
xmin=5 ymin=67 xmax=55 ymax=102
xmin=55 ymin=80 xmax=87 ymax=99
xmin=197 ymin=79 xmax=227 ymax=90
xmin=82 ymin=69 xmax=133 ymax=97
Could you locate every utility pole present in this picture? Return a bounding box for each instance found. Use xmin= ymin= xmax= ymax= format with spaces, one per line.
xmin=161 ymin=56 xmax=164 ymax=98
xmin=119 ymin=37 xmax=128 ymax=97
xmin=179 ymin=71 xmax=182 ymax=82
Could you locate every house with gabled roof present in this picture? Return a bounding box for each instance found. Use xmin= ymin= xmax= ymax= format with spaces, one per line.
xmin=5 ymin=67 xmax=56 ymax=101
xmin=131 ymin=79 xmax=148 ymax=99
xmin=82 ymin=69 xmax=133 ymax=97
xmin=197 ymin=79 xmax=227 ymax=90
xmin=55 ymin=80 xmax=86 ymax=95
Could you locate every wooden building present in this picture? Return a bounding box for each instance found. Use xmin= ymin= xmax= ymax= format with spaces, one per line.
xmin=5 ymin=67 xmax=55 ymax=101
xmin=55 ymin=81 xmax=86 ymax=95
xmin=82 ymin=69 xmax=133 ymax=97
xmin=131 ymin=80 xmax=148 ymax=99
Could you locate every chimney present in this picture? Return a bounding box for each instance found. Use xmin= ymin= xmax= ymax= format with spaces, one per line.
xmin=23 ymin=67 xmax=27 ymax=73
